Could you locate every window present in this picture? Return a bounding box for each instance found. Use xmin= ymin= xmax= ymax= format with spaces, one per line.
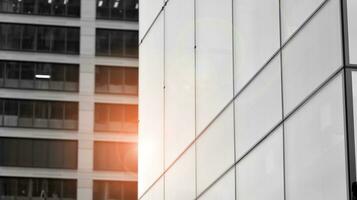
xmin=0 ymin=0 xmax=80 ymax=17
xmin=0 ymin=177 xmax=77 ymax=199
xmin=95 ymin=66 xmax=138 ymax=95
xmin=94 ymin=103 xmax=138 ymax=133
xmin=0 ymin=23 xmax=80 ymax=54
xmin=0 ymin=138 xmax=77 ymax=169
xmin=0 ymin=60 xmax=79 ymax=91
xmin=93 ymin=180 xmax=137 ymax=200
xmin=96 ymin=0 xmax=138 ymax=21
xmin=96 ymin=29 xmax=138 ymax=58
xmin=0 ymin=99 xmax=79 ymax=130
xmin=93 ymin=141 xmax=137 ymax=172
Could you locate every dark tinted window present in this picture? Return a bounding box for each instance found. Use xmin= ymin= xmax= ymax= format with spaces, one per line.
xmin=0 ymin=23 xmax=80 ymax=54
xmin=93 ymin=141 xmax=137 ymax=172
xmin=0 ymin=177 xmax=77 ymax=199
xmin=0 ymin=0 xmax=80 ymax=17
xmin=96 ymin=29 xmax=138 ymax=58
xmin=93 ymin=180 xmax=137 ymax=200
xmin=0 ymin=138 xmax=77 ymax=169
xmin=94 ymin=103 xmax=138 ymax=133
xmin=96 ymin=0 xmax=138 ymax=21
xmin=95 ymin=66 xmax=138 ymax=95
xmin=0 ymin=60 xmax=79 ymax=91
xmin=1 ymin=98 xmax=78 ymax=130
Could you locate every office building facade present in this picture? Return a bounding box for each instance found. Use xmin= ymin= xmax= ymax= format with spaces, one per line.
xmin=0 ymin=0 xmax=139 ymax=199
xmin=139 ymin=0 xmax=357 ymax=199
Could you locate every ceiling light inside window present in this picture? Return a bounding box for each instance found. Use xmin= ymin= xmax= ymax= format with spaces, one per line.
xmin=64 ymin=0 xmax=68 ymax=4
xmin=98 ymin=0 xmax=103 ymax=7
xmin=48 ymin=0 xmax=52 ymax=3
xmin=114 ymin=1 xmax=119 ymax=8
xmin=35 ymin=74 xmax=51 ymax=79
xmin=135 ymin=3 xmax=138 ymax=9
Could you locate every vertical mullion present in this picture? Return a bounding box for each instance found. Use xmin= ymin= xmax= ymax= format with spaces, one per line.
xmin=343 ymin=68 xmax=356 ymax=200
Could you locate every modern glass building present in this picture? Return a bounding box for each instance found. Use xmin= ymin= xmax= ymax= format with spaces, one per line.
xmin=139 ymin=0 xmax=357 ymax=199
xmin=0 ymin=0 xmax=139 ymax=199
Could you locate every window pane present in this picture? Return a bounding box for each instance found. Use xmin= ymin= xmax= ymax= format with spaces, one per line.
xmin=6 ymin=62 xmax=20 ymax=79
xmin=125 ymin=105 xmax=137 ymax=123
xmin=95 ymin=66 xmax=109 ymax=92
xmin=48 ymin=140 xmax=64 ymax=168
xmin=108 ymin=181 xmax=122 ymax=199
xmin=285 ymin=75 xmax=347 ymax=200
xmin=64 ymin=102 xmax=78 ymax=120
xmin=111 ymin=0 xmax=125 ymax=20
xmin=110 ymin=67 xmax=123 ymax=86
xmin=37 ymin=26 xmax=52 ymax=51
xmin=4 ymin=100 xmax=18 ymax=116
xmin=125 ymin=68 xmax=138 ymax=86
xmin=96 ymin=29 xmax=110 ymax=56
xmin=6 ymin=24 xmax=21 ymax=49
xmin=124 ymin=0 xmax=138 ymax=20
xmin=66 ymin=28 xmax=80 ymax=54
xmin=53 ymin=27 xmax=66 ymax=53
xmin=93 ymin=181 xmax=106 ymax=200
xmin=52 ymin=0 xmax=66 ymax=16
xmin=32 ymin=140 xmax=48 ymax=168
xmin=35 ymin=101 xmax=48 ymax=119
xmin=1 ymin=138 xmax=17 ymax=166
xmin=0 ymin=178 xmax=17 ymax=197
xmin=67 ymin=0 xmax=80 ymax=17
xmin=236 ymin=128 xmax=284 ymax=200
xmin=48 ymin=179 xmax=62 ymax=198
xmin=124 ymin=31 xmax=138 ymax=57
xmin=17 ymin=139 xmax=33 ymax=167
xmin=96 ymin=0 xmax=110 ymax=18
xmin=51 ymin=64 xmax=65 ymax=81
xmin=38 ymin=0 xmax=51 ymax=14
xmin=0 ymin=24 xmax=7 ymax=48
xmin=50 ymin=102 xmax=64 ymax=120
xmin=63 ymin=180 xmax=77 ymax=198
xmin=65 ymin=65 xmax=79 ymax=82
xmin=23 ymin=0 xmax=35 ymax=14
xmin=63 ymin=141 xmax=77 ymax=169
xmin=19 ymin=100 xmax=33 ymax=118
xmin=111 ymin=31 xmax=124 ymax=56
xmin=21 ymin=25 xmax=36 ymax=50
xmin=122 ymin=181 xmax=137 ymax=200
xmin=20 ymin=63 xmax=35 ymax=80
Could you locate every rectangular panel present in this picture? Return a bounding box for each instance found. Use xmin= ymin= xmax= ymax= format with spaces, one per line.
xmin=198 ymin=169 xmax=235 ymax=200
xmin=348 ymin=0 xmax=357 ymax=64
xmin=165 ymin=147 xmax=196 ymax=200
xmin=282 ymin=0 xmax=342 ymax=114
xmin=140 ymin=178 xmax=164 ymax=200
xmin=196 ymin=104 xmax=235 ymax=194
xmin=138 ymin=12 xmax=165 ymax=197
xmin=285 ymin=74 xmax=347 ymax=200
xmin=139 ymin=0 xmax=163 ymax=40
xmin=164 ymin=0 xmax=195 ymax=168
xmin=233 ymin=0 xmax=280 ymax=92
xmin=196 ymin=0 xmax=233 ymax=133
xmin=235 ymin=56 xmax=282 ymax=159
xmin=281 ymin=0 xmax=324 ymax=42
xmin=236 ymin=127 xmax=284 ymax=200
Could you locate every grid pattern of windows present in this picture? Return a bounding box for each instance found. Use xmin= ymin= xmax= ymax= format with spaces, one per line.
xmin=94 ymin=103 xmax=138 ymax=133
xmin=138 ymin=0 xmax=353 ymax=199
xmin=0 ymin=99 xmax=78 ymax=130
xmin=93 ymin=180 xmax=137 ymax=200
xmin=0 ymin=60 xmax=79 ymax=91
xmin=96 ymin=0 xmax=138 ymax=21
xmin=96 ymin=29 xmax=138 ymax=58
xmin=0 ymin=177 xmax=76 ymax=199
xmin=0 ymin=137 xmax=77 ymax=169
xmin=0 ymin=23 xmax=80 ymax=54
xmin=0 ymin=0 xmax=80 ymax=17
xmin=93 ymin=141 xmax=137 ymax=172
xmin=95 ymin=65 xmax=138 ymax=95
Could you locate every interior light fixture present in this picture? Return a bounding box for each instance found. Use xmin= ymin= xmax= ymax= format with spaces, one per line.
xmin=135 ymin=3 xmax=138 ymax=9
xmin=113 ymin=1 xmax=119 ymax=8
xmin=98 ymin=0 xmax=103 ymax=7
xmin=48 ymin=0 xmax=52 ymax=3
xmin=64 ymin=0 xmax=68 ymax=4
xmin=35 ymin=74 xmax=51 ymax=79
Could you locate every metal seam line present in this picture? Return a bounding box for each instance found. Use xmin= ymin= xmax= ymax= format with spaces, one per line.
xmin=138 ymin=0 xmax=331 ymax=198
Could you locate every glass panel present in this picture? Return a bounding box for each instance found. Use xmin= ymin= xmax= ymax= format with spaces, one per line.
xmin=95 ymin=66 xmax=109 ymax=93
xmin=96 ymin=29 xmax=110 ymax=56
xmin=96 ymin=0 xmax=110 ymax=18
xmin=38 ymin=0 xmax=52 ymax=15
xmin=32 ymin=140 xmax=48 ymax=168
xmin=21 ymin=25 xmax=36 ymax=50
xmin=6 ymin=24 xmax=22 ymax=49
xmin=48 ymin=179 xmax=62 ymax=198
xmin=37 ymin=26 xmax=52 ymax=52
xmin=5 ymin=62 xmax=20 ymax=88
xmin=66 ymin=28 xmax=79 ymax=54
xmin=52 ymin=0 xmax=66 ymax=16
xmin=67 ymin=0 xmax=80 ymax=17
xmin=164 ymin=0 xmax=195 ymax=167
xmin=236 ymin=128 xmax=284 ymax=200
xmin=23 ymin=0 xmax=36 ymax=14
xmin=18 ymin=100 xmax=33 ymax=127
xmin=53 ymin=27 xmax=66 ymax=53
xmin=282 ymin=0 xmax=342 ymax=114
xmin=110 ymin=30 xmax=124 ymax=56
xmin=17 ymin=139 xmax=33 ymax=167
xmin=35 ymin=63 xmax=51 ymax=89
xmin=235 ymin=56 xmax=282 ymax=159
xmin=20 ymin=62 xmax=35 ymax=88
xmin=109 ymin=67 xmax=124 ymax=93
xmin=285 ymin=75 xmax=347 ymax=200
xmin=122 ymin=181 xmax=137 ymax=200
xmin=233 ymin=0 xmax=280 ymax=92
xmin=48 ymin=140 xmax=64 ymax=168
xmin=93 ymin=181 xmax=106 ymax=200
xmin=281 ymin=0 xmax=324 ymax=42
xmin=17 ymin=178 xmax=30 ymax=197
xmin=1 ymin=138 xmax=17 ymax=166
xmin=0 ymin=177 xmax=17 ymax=197
xmin=63 ymin=141 xmax=77 ymax=169
xmin=63 ymin=180 xmax=77 ymax=198
xmin=196 ymin=105 xmax=235 ymax=194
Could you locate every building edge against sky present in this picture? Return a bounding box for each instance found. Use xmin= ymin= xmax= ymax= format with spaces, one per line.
xmin=0 ymin=0 xmax=139 ymax=199
xmin=139 ymin=0 xmax=357 ymax=199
